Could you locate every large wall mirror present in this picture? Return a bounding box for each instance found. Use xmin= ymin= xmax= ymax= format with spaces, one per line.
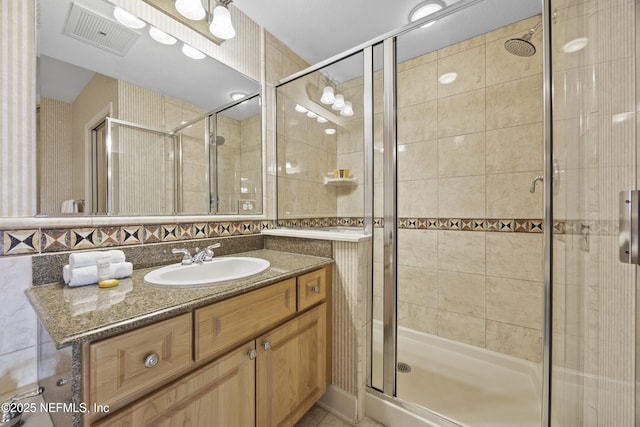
xmin=36 ymin=0 xmax=263 ymax=216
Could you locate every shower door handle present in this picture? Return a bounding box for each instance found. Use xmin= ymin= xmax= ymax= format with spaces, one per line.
xmin=619 ymin=190 xmax=640 ymax=264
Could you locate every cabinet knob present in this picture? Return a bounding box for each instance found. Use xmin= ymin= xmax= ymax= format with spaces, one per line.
xmin=247 ymin=349 xmax=257 ymax=360
xmin=144 ymin=353 xmax=160 ymax=368
xmin=262 ymin=341 xmax=272 ymax=351
xmin=311 ymin=285 xmax=321 ymax=293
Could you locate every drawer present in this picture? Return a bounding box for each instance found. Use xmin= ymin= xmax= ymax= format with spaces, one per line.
xmin=297 ymin=268 xmax=326 ymax=311
xmin=195 ymin=278 xmax=296 ymax=362
xmin=88 ymin=313 xmax=192 ymax=408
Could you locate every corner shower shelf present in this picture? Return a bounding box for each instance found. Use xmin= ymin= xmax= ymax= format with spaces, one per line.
xmin=324 ymin=177 xmax=357 ymax=186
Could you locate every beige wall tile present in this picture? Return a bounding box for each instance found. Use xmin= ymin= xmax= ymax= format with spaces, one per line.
xmin=437 ymin=311 xmax=485 ymax=347
xmin=398 ymin=179 xmax=438 ymax=217
xmin=398 ymin=229 xmax=438 ymax=269
xmin=439 ymin=176 xmax=486 ymax=218
xmin=486 ymin=75 xmax=543 ymax=130
xmin=437 ymin=45 xmax=485 ymax=98
xmin=486 ymin=123 xmax=543 ymax=174
xmin=438 ymin=271 xmax=486 ymax=317
xmin=486 ymin=233 xmax=543 ymax=282
xmin=486 ymin=320 xmax=542 ymax=362
xmin=438 ymin=132 xmax=485 ymax=178
xmin=398 ymin=101 xmax=438 ymax=143
xmin=438 ymin=230 xmax=486 ymax=275
xmin=486 ymin=277 xmax=543 ymax=330
xmin=398 ymin=139 xmax=438 ymax=181
xmin=437 ymin=89 xmax=485 ymax=138
xmin=398 ymin=60 xmax=438 ymax=107
xmin=438 ymin=33 xmax=485 ymax=58
xmin=398 ymin=266 xmax=438 ymax=308
xmin=486 ymin=172 xmax=543 ymax=218
xmin=398 ymin=302 xmax=438 ymax=335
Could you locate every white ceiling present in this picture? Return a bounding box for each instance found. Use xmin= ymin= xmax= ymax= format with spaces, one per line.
xmin=38 ymin=0 xmax=542 ymax=121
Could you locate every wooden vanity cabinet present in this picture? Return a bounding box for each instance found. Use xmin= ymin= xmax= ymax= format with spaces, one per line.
xmin=84 ymin=265 xmax=331 ymax=427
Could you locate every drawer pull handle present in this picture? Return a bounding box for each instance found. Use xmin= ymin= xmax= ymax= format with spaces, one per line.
xmin=262 ymin=341 xmax=272 ymax=351
xmin=247 ymin=349 xmax=257 ymax=360
xmin=144 ymin=353 xmax=160 ymax=368
xmin=311 ymin=286 xmax=321 ymax=293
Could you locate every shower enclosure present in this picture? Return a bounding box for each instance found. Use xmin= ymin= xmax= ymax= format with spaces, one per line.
xmin=275 ymin=0 xmax=638 ymax=425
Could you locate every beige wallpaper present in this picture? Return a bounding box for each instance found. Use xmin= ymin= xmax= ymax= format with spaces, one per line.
xmin=0 ymin=0 xmax=36 ymax=217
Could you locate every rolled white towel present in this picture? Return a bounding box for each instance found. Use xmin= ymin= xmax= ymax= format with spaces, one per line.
xmin=65 ymin=262 xmax=133 ymax=287
xmin=69 ymin=250 xmax=126 ymax=270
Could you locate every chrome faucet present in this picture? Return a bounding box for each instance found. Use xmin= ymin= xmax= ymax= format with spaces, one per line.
xmin=172 ymin=243 xmax=222 ymax=265
xmin=171 ymin=248 xmax=193 ymax=265
xmin=193 ymin=243 xmax=221 ymax=263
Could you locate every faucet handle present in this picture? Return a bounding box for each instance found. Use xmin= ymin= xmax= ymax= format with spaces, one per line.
xmin=202 ymin=243 xmax=221 ymax=262
xmin=171 ymin=248 xmax=193 ymax=265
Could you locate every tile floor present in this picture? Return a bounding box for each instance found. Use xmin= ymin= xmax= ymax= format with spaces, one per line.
xmin=295 ymin=405 xmax=386 ymax=427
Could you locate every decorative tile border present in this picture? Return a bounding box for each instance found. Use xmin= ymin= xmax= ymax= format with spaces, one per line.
xmin=0 ymin=217 xmax=619 ymax=257
xmin=0 ymin=220 xmax=278 ymax=257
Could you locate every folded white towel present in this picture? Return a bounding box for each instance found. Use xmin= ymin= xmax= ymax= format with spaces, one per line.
xmin=64 ymin=262 xmax=133 ymax=287
xmin=68 ymin=250 xmax=126 ymax=270
xmin=61 ymin=200 xmax=77 ymax=213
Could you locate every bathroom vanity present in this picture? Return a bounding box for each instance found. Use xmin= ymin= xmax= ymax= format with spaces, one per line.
xmin=26 ymin=250 xmax=333 ymax=426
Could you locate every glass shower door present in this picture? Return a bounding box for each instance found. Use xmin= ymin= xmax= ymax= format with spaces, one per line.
xmin=550 ymin=0 xmax=637 ymax=425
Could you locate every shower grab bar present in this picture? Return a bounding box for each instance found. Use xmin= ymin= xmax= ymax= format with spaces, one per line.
xmin=619 ymin=190 xmax=640 ymax=264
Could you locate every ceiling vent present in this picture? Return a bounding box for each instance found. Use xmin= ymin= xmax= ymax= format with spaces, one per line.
xmin=63 ymin=2 xmax=140 ymax=56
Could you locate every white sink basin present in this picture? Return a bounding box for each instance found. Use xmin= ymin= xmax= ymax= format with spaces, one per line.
xmin=144 ymin=257 xmax=270 ymax=287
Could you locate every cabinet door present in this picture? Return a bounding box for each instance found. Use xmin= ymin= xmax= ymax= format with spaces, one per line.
xmin=94 ymin=343 xmax=256 ymax=427
xmin=256 ymin=304 xmax=326 ymax=427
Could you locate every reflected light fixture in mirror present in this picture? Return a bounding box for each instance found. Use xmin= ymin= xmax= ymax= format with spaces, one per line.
xmin=182 ymin=43 xmax=206 ymax=59
xmin=321 ymin=86 xmax=335 ymax=104
xmin=149 ymin=26 xmax=178 ymax=45
xmin=210 ymin=1 xmax=236 ymax=40
xmin=113 ymin=6 xmax=146 ymax=29
xmin=230 ymin=92 xmax=245 ymax=101
xmin=175 ymin=0 xmax=206 ymax=20
xmin=409 ymin=0 xmax=445 ymax=28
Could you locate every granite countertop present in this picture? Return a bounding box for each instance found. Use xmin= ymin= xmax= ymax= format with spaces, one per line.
xmin=26 ymin=249 xmax=333 ymax=349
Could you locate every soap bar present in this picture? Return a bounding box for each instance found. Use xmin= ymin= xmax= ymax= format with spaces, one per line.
xmin=98 ymin=279 xmax=120 ymax=288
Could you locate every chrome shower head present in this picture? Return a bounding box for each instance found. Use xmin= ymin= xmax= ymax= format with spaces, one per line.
xmin=504 ymin=21 xmax=541 ymax=57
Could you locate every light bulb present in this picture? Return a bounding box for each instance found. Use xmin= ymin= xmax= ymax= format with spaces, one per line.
xmin=113 ymin=7 xmax=145 ymax=29
xmin=149 ymin=26 xmax=177 ymax=45
xmin=320 ymin=86 xmax=335 ymax=104
xmin=209 ymin=5 xmax=236 ymax=40
xmin=332 ymin=94 xmax=345 ymax=110
xmin=182 ymin=43 xmax=205 ymax=59
xmin=340 ymin=101 xmax=354 ymax=116
xmin=175 ymin=0 xmax=206 ymax=21
xmin=409 ymin=1 xmax=445 ymax=28
xmin=295 ymin=104 xmax=308 ymax=113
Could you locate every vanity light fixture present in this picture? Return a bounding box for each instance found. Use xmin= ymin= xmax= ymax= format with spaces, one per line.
xmin=409 ymin=0 xmax=445 ymax=28
xmin=209 ymin=0 xmax=236 ymax=40
xmin=182 ymin=43 xmax=206 ymax=59
xmin=320 ymin=86 xmax=336 ymax=104
xmin=113 ymin=6 xmax=146 ymax=29
xmin=149 ymin=26 xmax=177 ymax=45
xmin=332 ymin=94 xmax=345 ymax=111
xmin=175 ymin=0 xmax=206 ymax=21
xmin=340 ymin=101 xmax=354 ymax=117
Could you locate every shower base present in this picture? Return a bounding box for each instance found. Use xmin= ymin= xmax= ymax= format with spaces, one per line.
xmin=371 ymin=324 xmax=542 ymax=427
